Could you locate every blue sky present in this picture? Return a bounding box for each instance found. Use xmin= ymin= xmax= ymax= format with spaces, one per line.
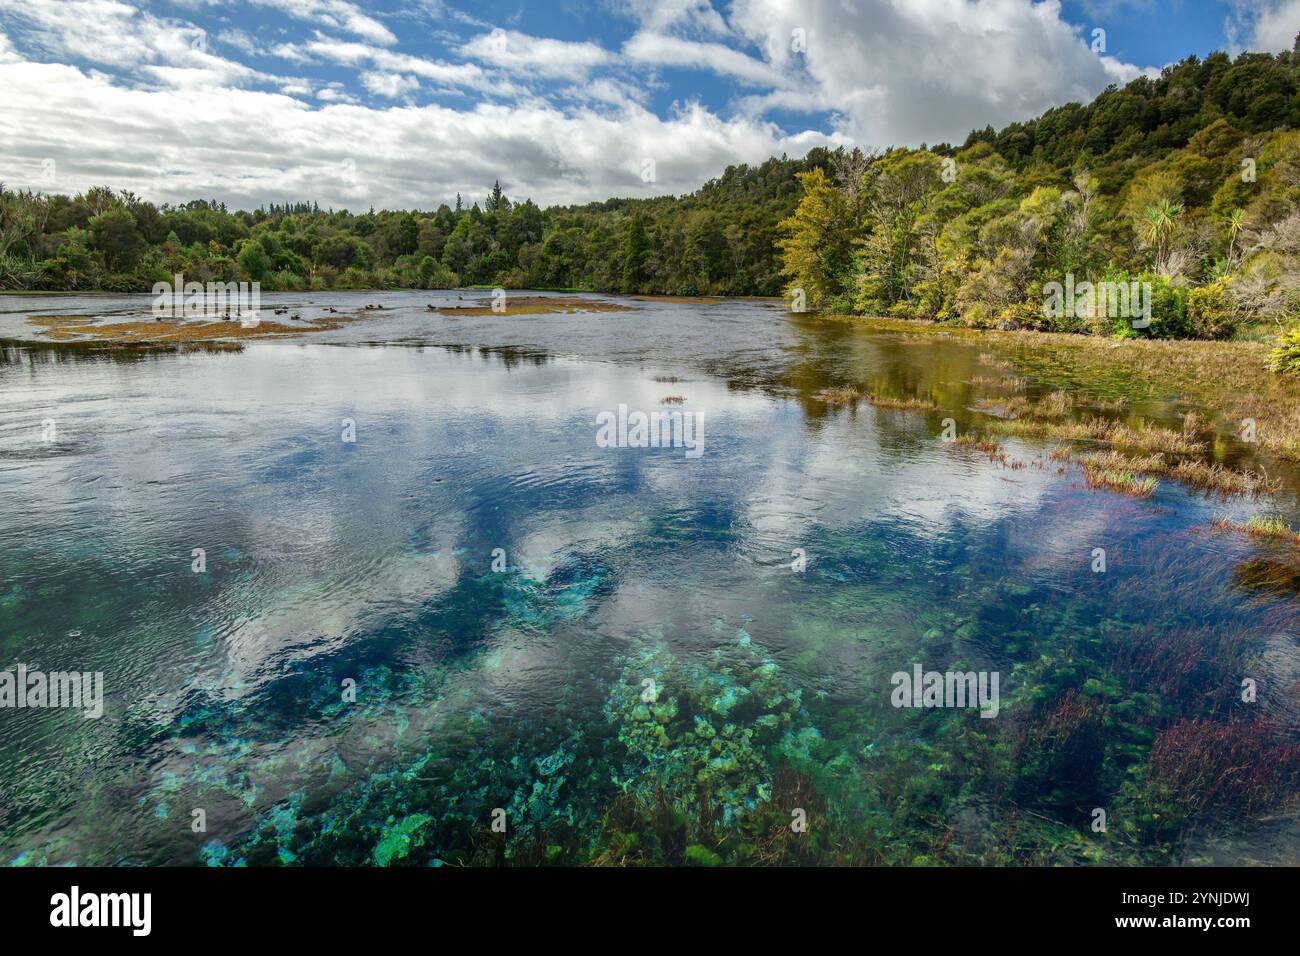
xmin=0 ymin=0 xmax=1295 ymax=211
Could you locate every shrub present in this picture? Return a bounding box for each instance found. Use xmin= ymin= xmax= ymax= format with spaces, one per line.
xmin=1145 ymin=273 xmax=1192 ymax=339
xmin=1187 ymin=278 xmax=1238 ymax=339
xmin=1269 ymin=325 xmax=1300 ymax=376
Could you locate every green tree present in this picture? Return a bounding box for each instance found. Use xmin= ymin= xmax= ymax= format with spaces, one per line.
xmin=621 ymin=212 xmax=649 ymax=293
xmin=1140 ymin=198 xmax=1184 ymax=276
xmin=237 ymin=239 xmax=270 ymax=280
xmin=777 ymin=168 xmax=853 ymax=309
xmin=88 ymin=207 xmax=145 ymax=272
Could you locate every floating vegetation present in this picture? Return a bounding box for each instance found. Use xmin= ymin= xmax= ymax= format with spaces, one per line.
xmin=31 ymin=315 xmax=330 ymax=342
xmin=437 ymin=296 xmax=637 ymax=316
xmin=1080 ymin=461 xmax=1160 ymax=498
xmin=989 ymin=415 xmax=1204 ymax=454
xmin=814 ymin=387 xmax=865 ymax=404
xmin=627 ymin=295 xmax=724 ymax=305
xmin=866 ymin=393 xmax=936 ymax=411
xmin=1170 ymin=459 xmax=1277 ymax=497
xmin=970 ymin=375 xmax=1026 ymax=390
xmin=1214 ymin=515 xmax=1300 ymax=543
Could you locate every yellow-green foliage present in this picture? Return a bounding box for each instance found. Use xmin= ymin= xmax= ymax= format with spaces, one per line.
xmin=1187 ymin=278 xmax=1238 ymax=340
xmin=1269 ymin=325 xmax=1300 ymax=377
xmin=777 ymin=168 xmax=854 ymax=310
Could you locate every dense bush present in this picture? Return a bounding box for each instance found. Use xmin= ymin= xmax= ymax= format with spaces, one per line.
xmin=777 ymin=41 xmax=1300 ymax=346
xmin=1269 ymin=324 xmax=1300 ymax=375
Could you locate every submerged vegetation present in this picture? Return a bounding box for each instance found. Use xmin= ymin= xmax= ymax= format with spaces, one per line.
xmin=160 ymin=535 xmax=1300 ymax=868
xmin=4 ymin=31 xmax=1300 ymax=874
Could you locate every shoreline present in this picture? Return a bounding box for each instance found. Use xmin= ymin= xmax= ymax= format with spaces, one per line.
xmin=829 ymin=314 xmax=1300 ymax=463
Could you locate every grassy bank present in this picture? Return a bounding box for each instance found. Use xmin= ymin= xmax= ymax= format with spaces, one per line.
xmin=830 ymin=314 xmax=1300 ymax=463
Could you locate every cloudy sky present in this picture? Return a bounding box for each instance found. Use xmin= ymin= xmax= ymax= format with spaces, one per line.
xmin=0 ymin=0 xmax=1295 ymax=212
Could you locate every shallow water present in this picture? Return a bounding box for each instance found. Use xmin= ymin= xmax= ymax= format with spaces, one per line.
xmin=1 ymin=292 xmax=1298 ymax=866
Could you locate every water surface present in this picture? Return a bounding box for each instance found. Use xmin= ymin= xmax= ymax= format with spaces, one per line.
xmin=1 ymin=292 xmax=1297 ymax=866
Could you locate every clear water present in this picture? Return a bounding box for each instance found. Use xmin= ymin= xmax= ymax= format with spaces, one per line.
xmin=1 ymin=292 xmax=1297 ymax=866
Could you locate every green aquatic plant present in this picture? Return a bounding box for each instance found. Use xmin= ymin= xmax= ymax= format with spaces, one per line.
xmin=603 ymin=630 xmax=821 ymax=827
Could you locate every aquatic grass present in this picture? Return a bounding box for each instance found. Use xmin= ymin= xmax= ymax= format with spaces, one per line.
xmin=1081 ymin=465 xmax=1160 ymax=498
xmin=952 ymin=436 xmax=1004 ymax=454
xmin=1141 ymin=719 xmax=1300 ymax=833
xmin=1062 ymin=450 xmax=1272 ymax=498
xmin=1181 ymin=409 xmax=1208 ymax=434
xmin=970 ymin=375 xmax=1026 ymax=390
xmin=846 ymin=315 xmax=1300 ymax=461
xmin=988 ymin=415 xmax=1204 ymax=454
xmin=815 ymin=388 xmax=936 ymax=411
xmin=1012 ymin=688 xmax=1109 ymax=813
xmin=866 ymin=394 xmax=937 ymax=411
xmin=1037 ymin=390 xmax=1074 ymax=419
xmin=975 ymin=395 xmax=1031 ymax=418
xmin=949 ymin=435 xmax=1020 ymax=468
xmin=1107 ymin=623 xmax=1252 ymax=715
xmin=1078 ymin=449 xmax=1169 ymax=476
xmin=1170 ymin=459 xmax=1278 ymax=497
xmin=1213 ymin=514 xmax=1300 ymax=542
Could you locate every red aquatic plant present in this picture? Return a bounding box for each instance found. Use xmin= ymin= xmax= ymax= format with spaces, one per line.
xmin=1146 ymin=718 xmax=1300 ymax=822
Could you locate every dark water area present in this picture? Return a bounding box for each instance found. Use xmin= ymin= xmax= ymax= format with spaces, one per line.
xmin=1 ymin=291 xmax=1298 ymax=866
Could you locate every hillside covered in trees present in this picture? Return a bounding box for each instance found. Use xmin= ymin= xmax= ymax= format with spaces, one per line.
xmin=2 ymin=41 xmax=1299 ymax=352
xmin=780 ymin=41 xmax=1300 ymax=346
xmin=0 ymin=157 xmax=811 ymax=298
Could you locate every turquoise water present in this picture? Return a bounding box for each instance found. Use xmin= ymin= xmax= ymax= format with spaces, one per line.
xmin=1 ymin=293 xmax=1298 ymax=866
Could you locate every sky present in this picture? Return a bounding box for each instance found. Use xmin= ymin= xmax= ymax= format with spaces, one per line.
xmin=0 ymin=0 xmax=1296 ymax=212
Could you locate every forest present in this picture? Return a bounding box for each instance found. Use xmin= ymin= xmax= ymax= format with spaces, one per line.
xmin=2 ymin=42 xmax=1299 ymax=354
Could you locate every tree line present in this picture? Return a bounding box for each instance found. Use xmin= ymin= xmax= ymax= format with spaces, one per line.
xmin=779 ymin=42 xmax=1300 ymax=344
xmin=2 ymin=40 xmax=1299 ymax=354
xmin=0 ymin=159 xmax=811 ymax=297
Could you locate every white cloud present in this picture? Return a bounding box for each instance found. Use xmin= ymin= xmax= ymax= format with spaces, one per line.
xmin=623 ymin=31 xmax=787 ymax=87
xmin=0 ymin=0 xmax=1178 ymax=211
xmin=0 ymin=48 xmax=840 ymax=210
xmin=0 ymin=0 xmax=281 ymax=88
xmin=273 ymin=35 xmax=500 ymax=92
xmin=360 ymin=70 xmax=419 ymax=98
xmin=1234 ymin=0 xmax=1300 ymax=52
xmin=621 ymin=0 xmax=729 ymax=35
xmin=462 ymin=28 xmax=615 ymax=80
xmin=726 ymin=0 xmax=1156 ymax=147
xmin=246 ymin=0 xmax=397 ymax=46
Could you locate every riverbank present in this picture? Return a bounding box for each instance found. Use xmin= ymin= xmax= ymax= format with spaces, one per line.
xmin=832 ymin=314 xmax=1300 ymax=463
